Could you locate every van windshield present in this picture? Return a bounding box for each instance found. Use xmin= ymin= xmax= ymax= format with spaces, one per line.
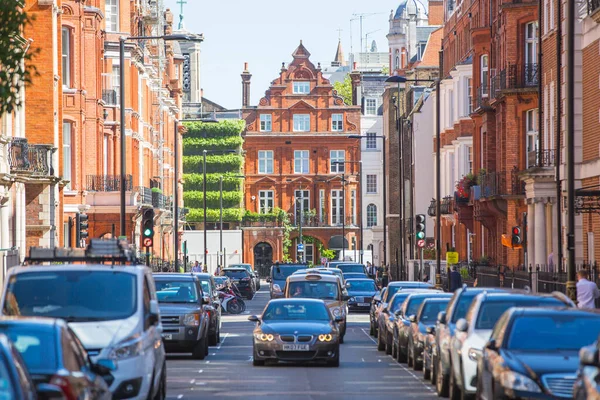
xmin=3 ymin=271 xmax=137 ymax=322
xmin=155 ymin=280 xmax=200 ymax=304
xmin=272 ymin=265 xmax=304 ymax=280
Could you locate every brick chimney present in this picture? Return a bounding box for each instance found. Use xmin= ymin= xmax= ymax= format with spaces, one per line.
xmin=349 ymin=62 xmax=362 ymax=106
xmin=241 ymin=62 xmax=252 ymax=108
xmin=428 ymin=0 xmax=443 ymax=26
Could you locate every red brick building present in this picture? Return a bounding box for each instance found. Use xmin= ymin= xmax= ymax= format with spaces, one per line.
xmin=241 ymin=43 xmax=362 ymax=268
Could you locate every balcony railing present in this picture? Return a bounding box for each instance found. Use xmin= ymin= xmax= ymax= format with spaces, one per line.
xmin=588 ymin=0 xmax=600 ymax=16
xmin=427 ymin=197 xmax=454 ymax=216
xmin=505 ymin=63 xmax=539 ymax=89
xmin=136 ymin=186 xmax=169 ymax=209
xmin=86 ymin=175 xmax=133 ymax=192
xmin=480 ymin=168 xmax=525 ymax=198
xmin=8 ymin=138 xmax=54 ymax=178
xmin=527 ymin=149 xmax=556 ymax=168
xmin=475 ymin=86 xmax=490 ymax=110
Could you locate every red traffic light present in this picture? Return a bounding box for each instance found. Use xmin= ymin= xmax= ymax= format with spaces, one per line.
xmin=512 ymin=227 xmax=521 ymax=235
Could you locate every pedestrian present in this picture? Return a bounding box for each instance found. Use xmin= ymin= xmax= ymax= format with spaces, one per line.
xmin=215 ymin=264 xmax=222 ymax=276
xmin=367 ymin=261 xmax=376 ymax=278
xmin=202 ymin=264 xmax=208 ymax=273
xmin=576 ymin=269 xmax=600 ymax=309
xmin=449 ymin=265 xmax=463 ymax=292
xmin=192 ymin=261 xmax=201 ymax=273
xmin=423 ymin=274 xmax=430 ymax=283
xmin=381 ymin=265 xmax=389 ymax=288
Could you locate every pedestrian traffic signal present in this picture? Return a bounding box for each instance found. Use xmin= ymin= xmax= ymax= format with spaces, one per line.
xmin=142 ymin=208 xmax=154 ymax=248
xmin=76 ymin=213 xmax=89 ymax=247
xmin=511 ymin=226 xmax=522 ymax=246
xmin=415 ymin=214 xmax=426 ymax=240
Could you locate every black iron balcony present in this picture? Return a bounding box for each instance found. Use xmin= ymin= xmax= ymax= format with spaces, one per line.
xmin=137 ymin=186 xmax=169 ymax=209
xmin=527 ymin=149 xmax=556 ymax=168
xmin=480 ymin=167 xmax=525 ymax=198
xmin=87 ymin=175 xmax=133 ymax=192
xmin=428 ymin=197 xmax=454 ymax=216
xmin=588 ymin=0 xmax=600 ymax=16
xmin=8 ymin=138 xmax=54 ymax=178
xmin=506 ymin=63 xmax=539 ymax=89
xmin=475 ymin=86 xmax=490 ymax=110
xmin=102 ymin=89 xmax=118 ymax=105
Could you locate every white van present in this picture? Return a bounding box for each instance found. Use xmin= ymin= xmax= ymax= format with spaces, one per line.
xmin=0 ymin=263 xmax=167 ymax=400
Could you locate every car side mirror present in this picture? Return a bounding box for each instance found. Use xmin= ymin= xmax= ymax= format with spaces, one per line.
xmin=273 ymin=284 xmax=282 ymax=292
xmin=456 ymin=318 xmax=469 ymax=333
xmin=334 ymin=316 xmax=343 ymax=323
xmin=36 ymin=383 xmax=65 ymax=400
xmin=202 ymin=296 xmax=210 ymax=305
xmin=437 ymin=311 xmax=447 ymax=325
xmin=266 ymin=277 xmax=272 ymax=283
xmin=90 ymin=358 xmax=117 ymax=375
xmin=426 ymin=326 xmax=435 ymax=335
xmin=149 ymin=299 xmax=160 ymax=326
xmin=345 ymin=282 xmax=351 ymax=288
xmin=248 ymin=315 xmax=260 ymax=322
xmin=409 ymin=315 xmax=417 ymax=323
xmin=580 ymin=345 xmax=599 ymax=366
xmin=486 ymin=339 xmax=497 ymax=351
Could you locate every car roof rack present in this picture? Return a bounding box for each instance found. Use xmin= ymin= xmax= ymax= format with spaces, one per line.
xmin=25 ymin=239 xmax=137 ymax=265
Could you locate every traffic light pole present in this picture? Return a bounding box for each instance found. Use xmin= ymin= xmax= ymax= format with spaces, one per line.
xmin=145 ymin=246 xmax=150 ymax=267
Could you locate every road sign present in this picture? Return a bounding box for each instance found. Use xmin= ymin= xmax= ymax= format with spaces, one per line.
xmin=297 ymin=243 xmax=304 ymax=252
xmin=446 ymin=252 xmax=459 ymax=264
xmin=417 ymin=239 xmax=426 ymax=248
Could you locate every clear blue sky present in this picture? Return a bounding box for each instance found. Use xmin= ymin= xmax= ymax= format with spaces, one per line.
xmin=164 ymin=0 xmax=399 ymax=109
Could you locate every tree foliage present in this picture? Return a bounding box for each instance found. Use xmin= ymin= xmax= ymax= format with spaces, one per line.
xmin=0 ymin=1 xmax=38 ymax=115
xmin=333 ymin=74 xmax=353 ymax=106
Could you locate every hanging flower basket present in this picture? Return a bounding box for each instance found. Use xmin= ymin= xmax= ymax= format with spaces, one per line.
xmin=455 ymin=174 xmax=477 ymax=201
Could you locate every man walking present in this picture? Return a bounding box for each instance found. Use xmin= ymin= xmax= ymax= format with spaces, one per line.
xmin=577 ymin=269 xmax=599 ymax=309
xmin=192 ymin=261 xmax=201 ymax=273
xmin=367 ymin=261 xmax=376 ymax=278
xmin=449 ymin=265 xmax=463 ymax=292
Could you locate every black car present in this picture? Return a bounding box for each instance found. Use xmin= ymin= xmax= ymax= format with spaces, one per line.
xmin=377 ymin=291 xmax=429 ymax=354
xmin=229 ymin=263 xmax=261 ymax=291
xmin=345 ymin=278 xmax=378 ymax=311
xmin=406 ymin=298 xmax=450 ymax=373
xmin=223 ymin=268 xmax=256 ymax=299
xmin=0 ymin=318 xmax=112 ymax=400
xmin=335 ymin=263 xmax=368 ymax=276
xmin=194 ymin=273 xmax=222 ymax=345
xmin=249 ymin=298 xmax=342 ymax=367
xmin=477 ymin=307 xmax=600 ymax=399
xmin=154 ymin=274 xmax=211 ymax=359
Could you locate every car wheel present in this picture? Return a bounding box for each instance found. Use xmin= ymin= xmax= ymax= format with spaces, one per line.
xmin=449 ymin=366 xmax=460 ymax=400
xmin=328 ymin=347 xmax=340 ymax=367
xmin=407 ymin=346 xmax=414 ymax=368
xmin=205 ymin=335 xmax=209 ymax=356
xmin=192 ymin=336 xmax=207 ymax=360
xmin=436 ymin=357 xmax=449 ymax=397
xmin=431 ymin=355 xmax=437 ymax=383
xmin=153 ymin=364 xmax=166 ymax=400
xmin=369 ymin=321 xmax=375 ymax=336
xmin=391 ymin=340 xmax=397 ymax=359
xmin=385 ymin=332 xmax=392 ymax=355
xmin=339 ymin=334 xmax=345 ymax=344
xmin=398 ymin=342 xmax=407 ymax=363
xmin=209 ymin=324 xmax=219 ymax=346
xmin=424 ymin=365 xmax=431 ymax=380
xmin=377 ymin=329 xmax=386 ymax=351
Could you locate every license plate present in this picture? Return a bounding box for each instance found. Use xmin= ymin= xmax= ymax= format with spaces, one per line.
xmin=358 ymin=303 xmax=370 ymax=307
xmin=162 ymin=334 xmax=172 ymax=340
xmin=282 ymin=344 xmax=310 ymax=351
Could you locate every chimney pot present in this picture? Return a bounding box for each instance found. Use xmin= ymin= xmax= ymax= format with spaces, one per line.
xmin=244 ymin=62 xmax=248 ymax=71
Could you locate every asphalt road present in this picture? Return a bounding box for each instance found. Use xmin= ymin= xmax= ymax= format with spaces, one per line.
xmin=166 ymin=284 xmax=437 ymax=400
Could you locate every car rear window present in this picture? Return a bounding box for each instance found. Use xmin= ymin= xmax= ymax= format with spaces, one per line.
xmin=390 ymin=293 xmax=410 ymax=312
xmin=451 ymin=292 xmax=479 ymax=323
xmin=420 ymin=301 xmax=450 ymax=323
xmin=0 ymin=326 xmax=58 ymax=372
xmin=337 ymin=264 xmax=366 ymax=274
xmin=223 ymin=270 xmax=248 ymax=279
xmin=475 ymin=297 xmax=565 ymax=329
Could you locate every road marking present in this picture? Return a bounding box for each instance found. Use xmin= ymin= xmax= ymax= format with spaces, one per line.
xmin=248 ymin=356 xmax=253 ymax=362
xmin=205 ymin=360 xmax=210 ymax=364
xmin=361 ymin=358 xmax=365 ymax=362
xmin=195 ymin=382 xmax=207 ymax=386
xmin=177 ymin=395 xmax=183 ymax=399
xmin=378 ymin=359 xmax=381 ymax=362
xmin=217 ymin=332 xmax=229 ymax=350
xmin=189 ymin=379 xmax=195 ymax=384
xmin=211 ymin=353 xmax=216 ymax=356
xmin=198 ymin=370 xmax=203 ymax=374
xmin=361 ymin=328 xmax=378 ymax=344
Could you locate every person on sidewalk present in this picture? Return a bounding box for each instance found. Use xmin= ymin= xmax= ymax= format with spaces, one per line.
xmin=449 ymin=265 xmax=463 ymax=292
xmin=191 ymin=261 xmax=201 ymax=273
xmin=577 ymin=269 xmax=600 ymax=309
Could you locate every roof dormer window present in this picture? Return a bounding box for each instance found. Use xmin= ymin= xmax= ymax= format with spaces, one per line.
xmin=293 ymin=81 xmax=310 ymax=94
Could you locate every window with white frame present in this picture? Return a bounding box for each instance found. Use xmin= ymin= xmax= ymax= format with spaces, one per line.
xmin=366 ymin=132 xmax=377 ymax=149
xmin=394 ymin=50 xmax=400 ymax=70
xmin=105 ymin=0 xmax=119 ymax=32
xmin=63 ymin=121 xmax=73 ymax=189
xmin=294 ymin=150 xmax=309 ymax=174
xmin=332 ymin=114 xmax=343 ymax=131
xmin=293 ymin=81 xmax=310 ymax=94
xmin=103 ymin=135 xmax=108 ymax=176
xmin=61 ymin=27 xmax=72 ymax=88
xmin=365 ymin=98 xmax=378 ymax=115
xmin=367 ymin=204 xmax=377 ymax=228
xmin=350 ymin=190 xmax=356 ymax=225
xmin=448 ymin=89 xmax=454 ymax=123
xmin=525 ymin=22 xmax=538 ymax=86
xmin=305 ymin=244 xmax=314 ymax=264
xmin=293 ymin=114 xmax=310 ymax=132
xmin=319 ymin=189 xmax=326 ymax=222
xmin=481 ymin=55 xmax=489 ymax=95
xmin=260 ymin=114 xmax=272 ymax=132
xmin=526 ymin=109 xmax=538 ymax=167
xmin=112 ymin=65 xmax=120 ymax=104
xmin=331 ymin=190 xmax=343 ymax=225
xmin=259 ymin=190 xmax=274 ymax=214
xmin=366 ymin=175 xmax=377 ymax=194
xmin=294 ymin=189 xmax=310 ymax=223
xmin=330 ymin=150 xmax=345 ymax=173
xmin=468 ymin=145 xmax=473 ymax=174
xmin=466 ymin=78 xmax=473 ymax=114
xmin=258 ymin=150 xmax=274 ymax=174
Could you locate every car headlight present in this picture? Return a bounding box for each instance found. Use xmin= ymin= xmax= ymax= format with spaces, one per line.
xmin=332 ymin=308 xmax=341 ymax=317
xmin=109 ymin=336 xmax=144 ymax=360
xmin=254 ymin=333 xmax=274 ymax=342
xmin=183 ymin=313 xmax=200 ymax=326
xmin=318 ymin=334 xmax=333 ymax=342
xmin=468 ymin=348 xmax=482 ymax=361
xmin=500 ymin=371 xmax=541 ymax=393
xmin=349 ymin=297 xmax=356 ymax=302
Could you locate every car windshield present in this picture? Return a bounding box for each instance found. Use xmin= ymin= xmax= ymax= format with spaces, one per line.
xmin=223 ymin=270 xmax=248 ymax=279
xmin=337 ymin=264 xmax=366 ymax=274
xmin=288 ymin=281 xmax=339 ymax=300
xmin=406 ymin=297 xmax=428 ymax=318
xmin=383 ymin=286 xmax=403 ymax=303
xmin=390 ymin=293 xmax=410 ymax=312
xmin=451 ymin=292 xmax=479 ymax=323
xmin=475 ymin=298 xmax=565 ymax=329
xmin=155 ymin=280 xmax=199 ymax=303
xmin=272 ymin=265 xmax=304 ymax=280
xmin=3 ymin=271 xmax=137 ymax=322
xmin=506 ymin=314 xmax=600 ymax=351
xmin=262 ymin=302 xmax=330 ymax=321
xmin=420 ymin=301 xmax=450 ymax=323
xmin=0 ymin=326 xmax=57 ymax=372
xmin=347 ymin=280 xmax=377 ymax=292
xmin=0 ymin=354 xmax=15 ymax=400
xmin=199 ymin=280 xmax=211 ymax=294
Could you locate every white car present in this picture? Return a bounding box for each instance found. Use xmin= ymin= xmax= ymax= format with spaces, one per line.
xmin=1 ymin=261 xmax=167 ymax=400
xmin=448 ymin=291 xmax=574 ymax=399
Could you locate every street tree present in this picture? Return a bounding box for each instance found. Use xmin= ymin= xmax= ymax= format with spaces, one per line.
xmin=333 ymin=74 xmax=352 ymax=106
xmin=0 ymin=1 xmax=37 ymax=115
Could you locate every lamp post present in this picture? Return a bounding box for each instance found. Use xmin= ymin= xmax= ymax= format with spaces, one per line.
xmin=566 ymin=0 xmax=576 ymax=301
xmin=118 ymin=33 xmax=201 ymax=239
xmin=333 ymin=160 xmax=363 ymax=263
xmin=349 ymin=135 xmax=386 ymax=268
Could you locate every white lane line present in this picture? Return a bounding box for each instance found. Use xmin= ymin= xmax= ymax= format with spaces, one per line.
xmin=361 ymin=328 xmax=378 ymax=344
xmin=189 ymin=379 xmax=195 ymax=384
xmin=177 ymin=395 xmax=183 ymax=399
xmin=378 ymin=359 xmax=382 ymax=362
xmin=216 ymin=332 xmax=229 ymax=350
xmin=362 ymin=358 xmax=365 ymax=362
xmin=205 ymin=360 xmax=210 ymax=364
xmin=198 ymin=370 xmax=203 ymax=374
xmin=195 ymin=382 xmax=207 ymax=386
xmin=211 ymin=353 xmax=216 ymax=356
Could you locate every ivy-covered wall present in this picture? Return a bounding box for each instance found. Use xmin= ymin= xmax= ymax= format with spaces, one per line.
xmin=182 ymin=120 xmax=245 ymax=223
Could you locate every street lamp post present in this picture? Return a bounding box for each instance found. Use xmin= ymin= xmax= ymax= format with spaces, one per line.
xmin=219 ymin=175 xmax=223 ymax=268
xmin=203 ymin=150 xmax=207 ymax=268
xmin=118 ymin=34 xmax=201 ymax=240
xmin=342 ymin=174 xmax=346 ymax=261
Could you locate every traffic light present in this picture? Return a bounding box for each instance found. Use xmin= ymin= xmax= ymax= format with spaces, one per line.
xmin=511 ymin=226 xmax=522 ymax=247
xmin=76 ymin=213 xmax=89 ymax=247
xmin=142 ymin=208 xmax=155 ymax=248
xmin=415 ymin=214 xmax=426 ymax=240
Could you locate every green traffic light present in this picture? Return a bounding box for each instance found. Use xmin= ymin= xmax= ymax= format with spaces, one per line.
xmin=416 ymin=232 xmax=425 ymax=239
xmin=143 ymin=228 xmax=152 ymax=237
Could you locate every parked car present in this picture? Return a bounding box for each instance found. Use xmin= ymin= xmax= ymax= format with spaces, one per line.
xmin=229 ymin=263 xmax=261 ymax=291
xmin=315 ymin=268 xmax=344 ymax=284
xmin=1 ymin=259 xmax=167 ymax=400
xmin=393 ymin=292 xmax=451 ymax=363
xmin=268 ymin=263 xmax=306 ymax=299
xmin=0 ymin=318 xmax=112 ymax=400
xmin=433 ymin=286 xmax=506 ymax=397
xmin=406 ymin=297 xmax=450 ymax=374
xmin=193 ymin=272 xmax=222 ymax=345
xmin=249 ymin=298 xmax=342 ymax=367
xmin=450 ymin=292 xmax=574 ymax=399
xmin=214 ymin=276 xmax=231 ymax=289
xmin=376 ymin=291 xmax=421 ymax=354
xmin=369 ymin=287 xmax=386 ymax=336
xmin=477 ymin=307 xmax=600 ymax=399
xmin=154 ymin=273 xmax=211 ymax=358
xmin=341 ymin=272 xmax=369 ymax=280
xmin=345 ymin=278 xmax=378 ymax=312
xmin=221 ymin=267 xmax=256 ymax=299
xmin=333 ymin=263 xmax=368 ymax=276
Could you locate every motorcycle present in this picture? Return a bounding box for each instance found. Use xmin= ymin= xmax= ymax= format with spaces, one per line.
xmin=216 ymin=282 xmax=246 ymax=314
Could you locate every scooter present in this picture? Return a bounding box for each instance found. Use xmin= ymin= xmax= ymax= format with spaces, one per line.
xmin=217 ymin=283 xmax=246 ymax=314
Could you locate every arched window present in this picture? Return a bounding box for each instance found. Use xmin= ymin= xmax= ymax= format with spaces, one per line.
xmin=394 ymin=49 xmax=400 ymax=70
xmin=367 ymin=204 xmax=377 ymax=228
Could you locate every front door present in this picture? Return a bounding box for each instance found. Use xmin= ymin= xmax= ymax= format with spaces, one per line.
xmin=254 ymin=243 xmax=273 ymax=278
